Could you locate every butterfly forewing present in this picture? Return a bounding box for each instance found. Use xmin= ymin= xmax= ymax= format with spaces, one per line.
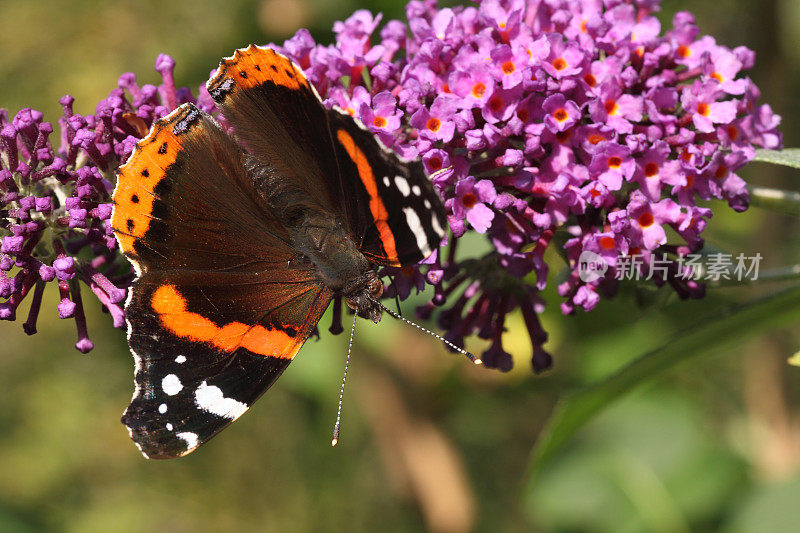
xmin=327 ymin=110 xmax=447 ymax=266
xmin=207 ymin=44 xmax=447 ymax=268
xmin=207 ymin=45 xmax=354 ymax=227
xmin=123 ymin=275 xmax=332 ymax=458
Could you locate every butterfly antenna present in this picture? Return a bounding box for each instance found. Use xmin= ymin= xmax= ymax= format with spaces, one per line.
xmin=375 ymin=300 xmax=482 ymax=366
xmin=331 ymin=311 xmax=358 ymax=446
xmin=430 ymin=165 xmax=455 ymax=181
xmin=388 ymin=275 xmax=403 ymax=317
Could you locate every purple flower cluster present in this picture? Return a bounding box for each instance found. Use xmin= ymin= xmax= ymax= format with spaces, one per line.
xmin=1 ymin=0 xmax=782 ymax=369
xmin=0 ymin=55 xmax=204 ymax=352
xmin=280 ymin=0 xmax=781 ymax=371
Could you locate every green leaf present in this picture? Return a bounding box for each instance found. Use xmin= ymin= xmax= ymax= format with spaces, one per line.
xmin=525 ymin=284 xmax=800 ymax=485
xmin=725 ymin=478 xmax=800 ymax=531
xmin=753 ymin=148 xmax=800 ymax=169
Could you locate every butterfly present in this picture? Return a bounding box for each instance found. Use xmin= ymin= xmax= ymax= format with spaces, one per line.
xmin=109 ymin=45 xmax=447 ymax=459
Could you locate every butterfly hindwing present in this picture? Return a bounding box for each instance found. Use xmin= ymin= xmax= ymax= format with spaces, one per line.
xmin=112 ymin=104 xmax=333 ymax=458
xmin=206 ymin=45 xmax=447 ymax=268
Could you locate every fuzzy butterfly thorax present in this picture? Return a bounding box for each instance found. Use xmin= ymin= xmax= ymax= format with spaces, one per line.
xmin=276 ymin=201 xmax=384 ymax=324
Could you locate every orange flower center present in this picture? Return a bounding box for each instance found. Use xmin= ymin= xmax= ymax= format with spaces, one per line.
xmin=637 ymin=212 xmax=655 ymax=227
xmin=590 ymin=188 xmax=601 ymax=197
xmin=644 ymin=162 xmax=659 ymax=177
xmin=711 ymin=72 xmax=723 ymax=83
xmin=426 ymin=117 xmax=442 ymax=132
xmin=373 ymin=116 xmax=387 ymax=128
xmin=600 ymin=236 xmax=616 ymax=250
xmin=556 ymin=130 xmax=572 ymax=143
xmin=677 ymin=44 xmax=691 ymax=58
xmin=714 ymin=165 xmax=728 ymax=179
xmin=517 ymin=108 xmax=529 ymax=122
xmin=461 ymin=192 xmax=478 ymax=208
xmin=727 ymin=125 xmax=739 ymax=141
xmin=502 ymin=61 xmax=516 ymax=74
xmin=553 ymin=108 xmax=569 ymax=122
xmin=442 ymin=83 xmax=451 ymax=93
xmin=428 ymin=156 xmax=443 ymax=171
xmin=471 ymin=83 xmax=486 ymax=98
xmin=685 ymin=175 xmax=694 ymax=188
xmin=588 ymin=133 xmax=605 ymax=145
xmin=583 ymin=73 xmax=597 ymax=87
xmin=489 ymin=96 xmax=503 ymax=112
xmin=552 ymin=57 xmax=567 ymax=71
xmin=608 ymin=156 xmax=623 ymax=169
xmin=697 ymin=102 xmax=710 ymax=116
xmin=605 ymin=99 xmax=619 ymax=115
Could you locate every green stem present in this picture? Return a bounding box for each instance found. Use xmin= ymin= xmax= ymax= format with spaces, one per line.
xmin=474 ymin=167 xmax=516 ymax=178
xmin=361 ymin=69 xmax=373 ymax=92
xmin=748 ymin=185 xmax=800 ymax=217
xmin=710 ymin=263 xmax=800 ymax=287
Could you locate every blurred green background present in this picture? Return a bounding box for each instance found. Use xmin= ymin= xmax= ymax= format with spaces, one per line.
xmin=2 ymin=0 xmax=800 ymax=531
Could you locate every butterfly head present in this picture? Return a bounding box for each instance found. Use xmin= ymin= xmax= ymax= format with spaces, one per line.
xmin=344 ymin=272 xmax=383 ymax=324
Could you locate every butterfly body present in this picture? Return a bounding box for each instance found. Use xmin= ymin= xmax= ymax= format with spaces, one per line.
xmin=111 ymin=45 xmax=445 ymax=458
xmin=277 ymin=205 xmax=385 ymax=322
xmin=247 ymin=156 xmax=385 ymax=321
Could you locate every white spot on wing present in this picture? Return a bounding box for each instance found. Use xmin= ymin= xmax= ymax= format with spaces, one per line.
xmin=412 ymin=185 xmax=421 ymax=196
xmin=166 ymin=423 xmax=173 ymax=431
xmin=424 ymin=199 xmax=431 ymax=209
xmin=403 ymin=207 xmax=432 ymax=256
xmin=162 ymin=374 xmax=182 ymax=396
xmin=394 ymin=175 xmax=411 ymax=197
xmin=383 ymin=176 xmax=390 ymax=187
xmin=158 ymin=403 xmax=167 ymax=414
xmin=175 ymin=355 xmax=186 ymax=364
xmin=195 ymin=381 xmax=248 ymax=420
xmin=177 ymin=432 xmax=199 ymax=449
xmin=431 ymin=212 xmax=445 ymax=238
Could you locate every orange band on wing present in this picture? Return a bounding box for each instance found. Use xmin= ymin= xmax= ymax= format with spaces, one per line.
xmin=335 ymin=129 xmax=399 ymax=264
xmin=151 ymin=284 xmax=299 ymax=359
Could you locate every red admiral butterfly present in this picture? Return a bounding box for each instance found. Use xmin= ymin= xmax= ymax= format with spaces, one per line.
xmin=110 ymin=45 xmax=451 ymax=458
